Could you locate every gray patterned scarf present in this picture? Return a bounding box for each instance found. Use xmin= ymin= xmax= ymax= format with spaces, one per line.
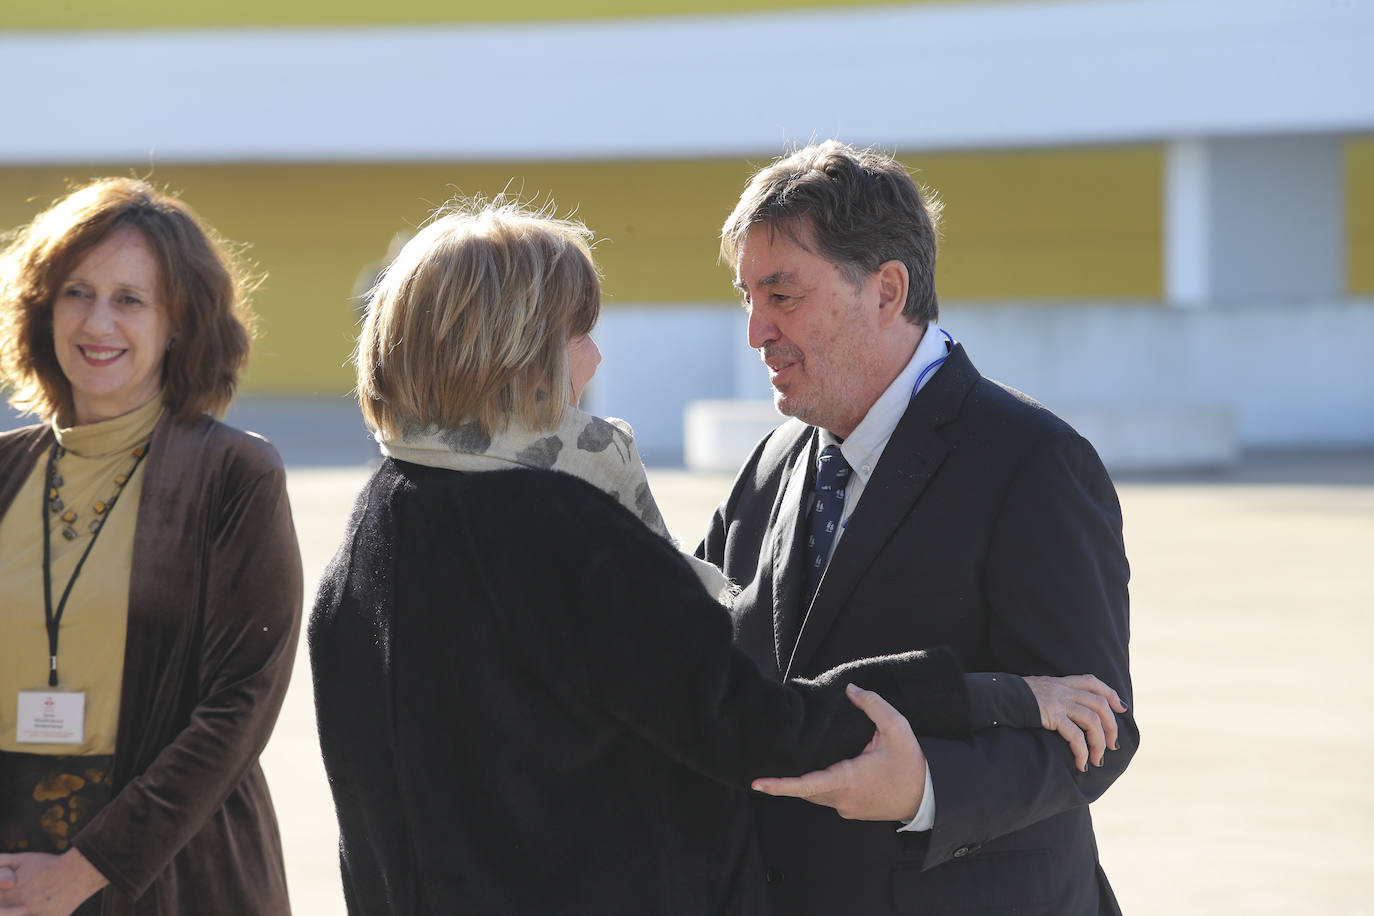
xmin=376 ymin=407 xmax=733 ymax=603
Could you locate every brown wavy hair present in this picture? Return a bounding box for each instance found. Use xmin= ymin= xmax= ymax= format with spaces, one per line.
xmin=0 ymin=177 xmax=258 ymax=423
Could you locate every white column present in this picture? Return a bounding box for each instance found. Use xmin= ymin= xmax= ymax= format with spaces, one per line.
xmin=1165 ymin=139 xmax=1212 ymax=308
xmin=1164 ymin=134 xmax=1345 ymax=307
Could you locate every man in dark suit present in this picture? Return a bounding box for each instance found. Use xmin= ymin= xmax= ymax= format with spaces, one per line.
xmin=698 ymin=141 xmax=1136 ymax=915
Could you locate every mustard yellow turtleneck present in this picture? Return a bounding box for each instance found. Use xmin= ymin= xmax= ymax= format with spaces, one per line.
xmin=0 ymin=396 xmax=162 ymax=755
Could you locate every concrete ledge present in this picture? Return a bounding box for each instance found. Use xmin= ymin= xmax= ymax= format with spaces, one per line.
xmin=684 ymin=399 xmax=1237 ymax=474
xmin=223 ymin=397 xmax=378 ymax=467
xmin=684 ymin=400 xmax=784 ymax=473
xmin=1058 ymin=404 xmax=1238 ymax=472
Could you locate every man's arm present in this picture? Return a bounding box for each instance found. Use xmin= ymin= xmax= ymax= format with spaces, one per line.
xmin=750 ymin=673 xmax=1127 ymax=816
xmin=920 ymin=431 xmax=1135 ymax=867
xmin=752 ymin=684 xmax=928 ymax=820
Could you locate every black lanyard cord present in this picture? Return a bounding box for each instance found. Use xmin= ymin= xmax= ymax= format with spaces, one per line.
xmin=40 ymin=440 xmax=148 ymax=688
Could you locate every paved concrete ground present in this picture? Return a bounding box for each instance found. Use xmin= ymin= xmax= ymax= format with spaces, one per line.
xmin=257 ymin=451 xmax=1374 ymax=914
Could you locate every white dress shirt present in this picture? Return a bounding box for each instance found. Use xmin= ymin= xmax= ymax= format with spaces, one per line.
xmin=814 ymin=323 xmax=952 ymax=832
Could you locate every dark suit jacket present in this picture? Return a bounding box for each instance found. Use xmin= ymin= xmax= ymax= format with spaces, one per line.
xmin=698 ymin=343 xmax=1137 ymax=916
xmin=309 ymin=460 xmax=977 ymax=915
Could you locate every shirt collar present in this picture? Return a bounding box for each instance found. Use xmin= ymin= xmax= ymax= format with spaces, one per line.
xmin=819 ymin=323 xmax=950 ymax=481
xmin=52 ymin=394 xmax=165 ymax=459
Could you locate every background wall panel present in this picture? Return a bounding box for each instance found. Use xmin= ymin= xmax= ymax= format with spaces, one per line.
xmin=0 ymin=161 xmax=750 ymax=391
xmin=1348 ymin=136 xmax=1374 ymax=294
xmin=916 ymin=145 xmax=1163 ymax=300
xmin=0 ymin=147 xmax=1168 ymax=393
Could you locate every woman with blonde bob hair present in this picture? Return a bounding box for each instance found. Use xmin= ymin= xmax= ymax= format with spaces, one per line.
xmin=309 ymin=198 xmax=1083 ymax=914
xmin=0 ymin=178 xmax=302 ymax=915
xmin=356 ymin=198 xmax=602 ymax=443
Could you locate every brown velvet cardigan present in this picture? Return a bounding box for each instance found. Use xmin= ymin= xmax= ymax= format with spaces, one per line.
xmin=0 ymin=412 xmax=303 ymax=915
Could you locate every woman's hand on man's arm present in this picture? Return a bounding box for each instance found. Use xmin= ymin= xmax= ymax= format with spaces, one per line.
xmin=1024 ymin=674 xmax=1127 ymax=772
xmin=745 ymin=672 xmax=1128 ymax=822
xmin=966 ymin=671 xmax=1126 ymax=772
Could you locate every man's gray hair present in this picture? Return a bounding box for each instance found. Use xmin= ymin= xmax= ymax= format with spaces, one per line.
xmin=721 ymin=140 xmax=942 ymax=326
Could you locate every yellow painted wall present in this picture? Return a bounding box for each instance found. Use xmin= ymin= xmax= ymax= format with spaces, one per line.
xmin=2 ymin=0 xmax=988 ymax=30
xmin=1 ymin=147 xmax=1163 ymax=394
xmin=914 ymin=145 xmax=1163 ymax=301
xmin=1348 ymin=137 xmax=1374 ymax=293
xmin=0 ymin=161 xmax=752 ymax=393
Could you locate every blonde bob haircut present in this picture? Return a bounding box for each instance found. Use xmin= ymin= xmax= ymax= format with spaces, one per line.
xmin=0 ymin=177 xmax=257 ymax=423
xmin=356 ymin=198 xmax=601 ymax=439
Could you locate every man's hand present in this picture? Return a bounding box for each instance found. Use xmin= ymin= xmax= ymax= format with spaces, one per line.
xmin=1024 ymin=674 xmax=1128 ymax=772
xmin=751 ymin=683 xmax=925 ymax=821
xmin=0 ymin=849 xmax=108 ymax=916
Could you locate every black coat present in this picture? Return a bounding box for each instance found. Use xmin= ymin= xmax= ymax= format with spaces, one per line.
xmin=699 ymin=344 xmax=1137 ymax=916
xmin=309 ymin=460 xmax=982 ymax=915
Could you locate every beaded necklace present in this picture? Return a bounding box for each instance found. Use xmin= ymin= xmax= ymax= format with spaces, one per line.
xmin=40 ymin=439 xmax=150 ymax=686
xmin=46 ymin=442 xmax=148 ymax=540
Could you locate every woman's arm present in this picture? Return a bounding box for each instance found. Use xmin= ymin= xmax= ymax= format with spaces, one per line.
xmin=71 ymin=456 xmax=303 ymax=899
xmin=965 ymin=671 xmax=1126 ymax=771
xmin=482 ymin=477 xmax=966 ymax=788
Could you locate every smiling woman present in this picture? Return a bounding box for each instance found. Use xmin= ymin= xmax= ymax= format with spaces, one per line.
xmin=50 ymin=226 xmax=172 ymax=425
xmin=0 ymin=179 xmax=302 ymax=916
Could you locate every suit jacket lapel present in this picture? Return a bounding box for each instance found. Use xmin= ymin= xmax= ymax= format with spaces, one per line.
xmin=785 ymin=344 xmax=980 ymax=678
xmin=770 ymin=430 xmax=818 ymax=674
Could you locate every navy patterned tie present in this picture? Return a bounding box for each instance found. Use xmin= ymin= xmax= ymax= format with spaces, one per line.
xmin=804 ymin=444 xmax=851 ymax=604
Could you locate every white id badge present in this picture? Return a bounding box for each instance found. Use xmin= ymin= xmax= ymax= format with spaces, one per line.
xmin=16 ymin=690 xmax=86 ymax=744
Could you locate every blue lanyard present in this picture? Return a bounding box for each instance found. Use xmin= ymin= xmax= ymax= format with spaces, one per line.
xmin=911 ymin=327 xmax=956 ymax=397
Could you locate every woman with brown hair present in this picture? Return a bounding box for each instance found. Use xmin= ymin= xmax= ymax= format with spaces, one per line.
xmin=0 ymin=178 xmax=302 ymax=915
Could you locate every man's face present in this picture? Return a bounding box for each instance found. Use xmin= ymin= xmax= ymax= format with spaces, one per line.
xmin=734 ymin=222 xmax=883 ymax=438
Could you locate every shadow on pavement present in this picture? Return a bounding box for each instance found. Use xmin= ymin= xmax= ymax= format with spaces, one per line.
xmin=1112 ymin=448 xmax=1374 ymax=486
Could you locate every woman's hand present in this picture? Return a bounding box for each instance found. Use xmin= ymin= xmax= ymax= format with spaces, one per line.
xmin=1023 ymin=674 xmax=1127 ymax=772
xmin=0 ymin=866 xmax=16 ymax=915
xmin=0 ymin=849 xmax=108 ymax=916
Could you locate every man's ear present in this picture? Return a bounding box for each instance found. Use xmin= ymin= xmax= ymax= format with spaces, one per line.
xmin=875 ymin=260 xmax=910 ymax=329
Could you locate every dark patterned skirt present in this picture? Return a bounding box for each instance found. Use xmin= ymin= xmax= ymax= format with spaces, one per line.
xmin=1 ymin=750 xmax=113 ymax=915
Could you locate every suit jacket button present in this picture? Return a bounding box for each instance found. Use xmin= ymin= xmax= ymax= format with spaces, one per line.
xmin=766 ymin=867 xmax=784 ymax=886
xmin=953 ymin=846 xmax=970 ymax=857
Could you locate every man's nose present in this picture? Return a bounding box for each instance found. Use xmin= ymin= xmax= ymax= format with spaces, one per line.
xmin=747 ymin=308 xmax=778 ymax=350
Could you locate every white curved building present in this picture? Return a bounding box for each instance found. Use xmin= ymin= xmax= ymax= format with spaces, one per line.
xmin=2 ymin=0 xmax=1371 ymax=463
